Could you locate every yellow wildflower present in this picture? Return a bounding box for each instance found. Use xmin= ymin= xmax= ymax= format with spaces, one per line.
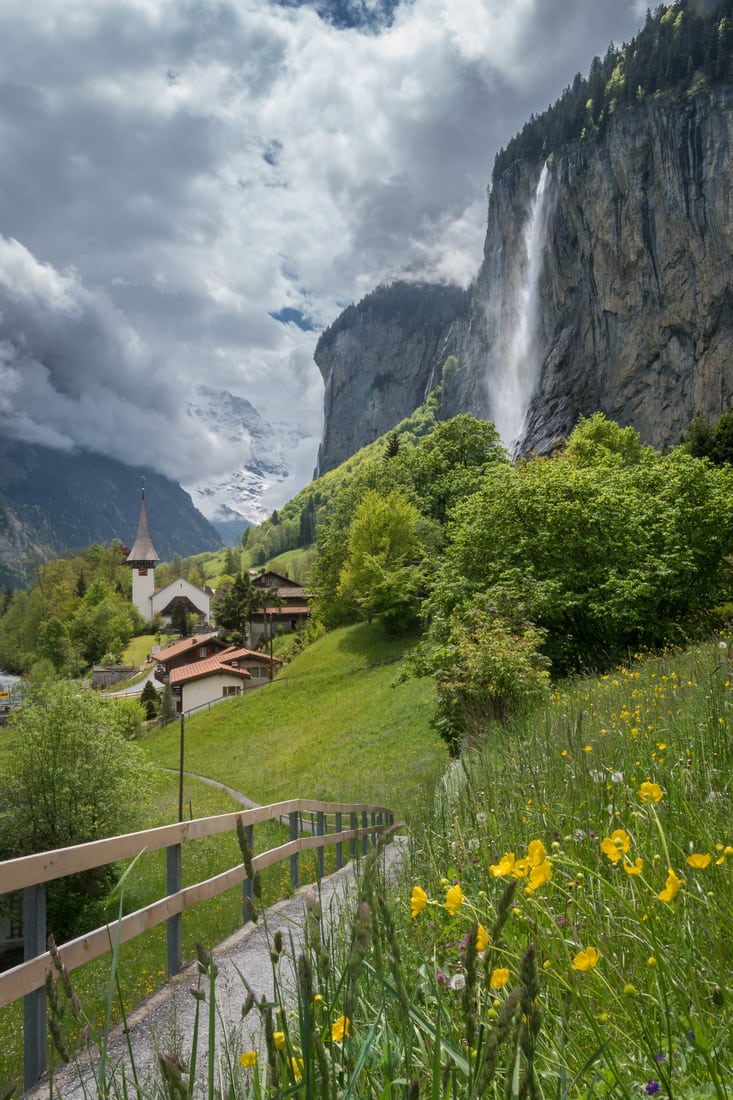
xmin=489 ymin=852 xmax=516 ymax=877
xmin=290 ymin=1058 xmax=304 ymax=1081
xmin=600 ymin=829 xmax=632 ymax=863
xmin=511 ymin=857 xmax=530 ymax=880
xmin=274 ymin=1032 xmax=286 ymax=1051
xmin=658 ymin=867 xmax=681 ymax=902
xmin=639 ymin=781 xmax=664 ymax=803
xmin=331 ymin=1015 xmax=351 ymax=1043
xmin=239 ymin=1051 xmax=257 ymax=1068
xmin=571 ymin=946 xmax=601 ymax=972
xmin=527 ymin=839 xmax=547 ymax=866
xmin=410 ymin=885 xmax=428 ymax=917
xmin=525 ymin=859 xmax=552 ymax=894
xmin=476 ymin=923 xmax=489 ymax=952
xmin=686 ymin=853 xmax=711 ymax=869
xmin=623 ymin=857 xmax=644 ymax=875
xmin=490 ymin=968 xmax=510 ymax=989
xmin=445 ymin=883 xmax=464 ymax=915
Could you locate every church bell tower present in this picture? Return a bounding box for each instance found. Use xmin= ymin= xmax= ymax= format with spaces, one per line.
xmin=126 ymin=483 xmax=160 ymax=619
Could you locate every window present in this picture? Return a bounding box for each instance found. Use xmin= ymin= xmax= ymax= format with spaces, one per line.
xmin=199 ymin=647 xmax=207 ymax=658
xmin=222 ymin=685 xmax=239 ymax=697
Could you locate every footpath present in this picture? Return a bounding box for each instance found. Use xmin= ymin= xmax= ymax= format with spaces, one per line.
xmin=23 ymin=837 xmax=407 ymax=1099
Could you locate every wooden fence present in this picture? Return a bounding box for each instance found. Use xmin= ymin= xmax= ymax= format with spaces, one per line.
xmin=0 ymin=798 xmax=395 ymax=1091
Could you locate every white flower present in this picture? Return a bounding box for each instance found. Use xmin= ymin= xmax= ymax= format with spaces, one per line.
xmin=719 ymin=640 xmax=728 ymax=650
xmin=610 ymin=771 xmax=624 ymax=783
xmin=476 ymin=812 xmax=487 ymax=825
xmin=450 ymin=973 xmax=466 ymax=992
xmin=468 ymin=838 xmax=480 ymax=851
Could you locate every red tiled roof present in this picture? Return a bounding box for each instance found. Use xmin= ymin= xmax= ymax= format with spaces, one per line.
xmin=156 ymin=635 xmax=231 ymax=662
xmin=253 ymin=606 xmax=310 ymax=616
xmin=222 ymin=647 xmax=283 ymax=666
xmin=170 ymin=655 xmax=251 ymax=685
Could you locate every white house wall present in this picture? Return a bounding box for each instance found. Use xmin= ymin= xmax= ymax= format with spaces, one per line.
xmin=152 ymin=578 xmax=211 ymax=620
xmin=180 ymin=671 xmax=245 ymax=712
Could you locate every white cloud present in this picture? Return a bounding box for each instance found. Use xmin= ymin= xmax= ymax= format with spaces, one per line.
xmin=0 ymin=0 xmax=648 ymax=515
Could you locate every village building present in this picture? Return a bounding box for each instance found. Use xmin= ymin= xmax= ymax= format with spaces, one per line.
xmin=156 ymin=637 xmax=282 ymax=714
xmin=249 ymin=569 xmax=311 ymax=647
xmin=126 ymin=487 xmax=212 ymax=626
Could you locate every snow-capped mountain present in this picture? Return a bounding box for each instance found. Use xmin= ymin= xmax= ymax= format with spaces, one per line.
xmin=184 ymin=385 xmax=300 ymax=542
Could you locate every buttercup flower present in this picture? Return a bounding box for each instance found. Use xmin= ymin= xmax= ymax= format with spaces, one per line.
xmin=525 ymin=859 xmax=552 ymax=893
xmin=571 ymin=946 xmax=601 ymax=972
xmin=639 ymin=781 xmax=664 ymax=803
xmin=445 ymin=883 xmax=464 ymax=915
xmin=239 ymin=1051 xmax=257 ymax=1068
xmin=623 ymin=857 xmax=644 ymax=875
xmin=331 ymin=1015 xmax=351 ymax=1043
xmin=273 ymin=1031 xmax=286 ymax=1051
xmin=490 ymin=852 xmax=516 ymax=877
xmin=658 ymin=867 xmax=681 ymax=902
xmin=686 ymin=853 xmax=711 ymax=869
xmin=290 ymin=1058 xmax=304 ymax=1081
xmin=490 ymin=968 xmax=510 ymax=989
xmin=476 ymin=923 xmax=489 ymax=952
xmin=410 ymin=885 xmax=428 ymax=917
xmin=601 ymin=829 xmax=632 ymax=863
xmin=527 ymin=839 xmax=547 ymax=866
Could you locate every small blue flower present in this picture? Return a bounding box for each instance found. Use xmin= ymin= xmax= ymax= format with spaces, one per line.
xmin=654 ymin=1052 xmax=665 ymax=1063
xmin=645 ymin=1082 xmax=660 ymax=1097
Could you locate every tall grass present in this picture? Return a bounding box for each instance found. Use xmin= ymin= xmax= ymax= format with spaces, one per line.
xmin=22 ymin=639 xmax=730 ymax=1098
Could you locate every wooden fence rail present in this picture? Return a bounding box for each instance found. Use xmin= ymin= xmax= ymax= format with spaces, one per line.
xmin=0 ymin=797 xmax=395 ymax=1091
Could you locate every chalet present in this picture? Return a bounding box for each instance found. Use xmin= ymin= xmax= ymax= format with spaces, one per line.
xmin=168 ymin=645 xmax=283 ymax=714
xmin=249 ymin=570 xmax=310 ymax=646
xmin=154 ymin=635 xmax=233 ymax=685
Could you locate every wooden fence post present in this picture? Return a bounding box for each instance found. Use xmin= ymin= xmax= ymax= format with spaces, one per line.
xmin=23 ymin=884 xmax=46 ymax=1091
xmin=289 ymin=812 xmax=299 ymax=888
xmin=166 ymin=844 xmax=182 ymax=976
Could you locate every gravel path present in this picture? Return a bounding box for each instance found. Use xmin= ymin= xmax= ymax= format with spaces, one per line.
xmin=22 ymin=837 xmax=407 ymax=1099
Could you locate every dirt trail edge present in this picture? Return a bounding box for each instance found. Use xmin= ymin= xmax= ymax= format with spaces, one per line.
xmin=23 ymin=836 xmax=407 ymax=1100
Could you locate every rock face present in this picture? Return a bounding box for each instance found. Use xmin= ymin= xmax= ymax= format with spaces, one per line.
xmin=490 ymin=83 xmax=733 ymax=455
xmin=314 ymin=282 xmax=469 ymax=475
xmin=316 ymin=83 xmax=733 ymax=463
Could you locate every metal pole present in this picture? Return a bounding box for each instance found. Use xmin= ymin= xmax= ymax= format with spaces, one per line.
xmin=350 ymin=813 xmax=357 ymax=860
xmin=178 ymin=715 xmax=185 ymax=823
xmin=335 ymin=812 xmax=343 ymax=870
xmin=166 ymin=844 xmax=182 ymax=976
xmin=316 ymin=812 xmax=325 ymax=879
xmin=23 ymin=885 xmax=47 ymax=1090
xmin=289 ymin=812 xmax=299 ymax=888
xmin=242 ymin=823 xmax=254 ymax=923
xmin=361 ymin=810 xmax=368 ymax=856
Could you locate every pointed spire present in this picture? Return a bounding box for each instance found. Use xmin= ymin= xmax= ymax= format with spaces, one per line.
xmin=126 ymin=481 xmax=160 ymax=565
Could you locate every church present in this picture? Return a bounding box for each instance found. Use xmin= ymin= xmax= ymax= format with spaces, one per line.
xmin=126 ymin=488 xmax=212 ymax=626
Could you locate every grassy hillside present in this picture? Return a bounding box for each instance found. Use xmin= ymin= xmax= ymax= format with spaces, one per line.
xmin=142 ymin=622 xmax=447 ymax=822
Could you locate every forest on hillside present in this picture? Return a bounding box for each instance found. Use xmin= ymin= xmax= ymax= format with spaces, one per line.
xmin=494 ymin=0 xmax=733 ymax=175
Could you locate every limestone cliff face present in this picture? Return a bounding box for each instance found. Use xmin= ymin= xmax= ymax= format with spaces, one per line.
xmin=316 ymin=84 xmax=733 ymax=467
xmin=471 ymin=83 xmax=733 ymax=453
xmin=314 ymin=282 xmax=468 ymax=475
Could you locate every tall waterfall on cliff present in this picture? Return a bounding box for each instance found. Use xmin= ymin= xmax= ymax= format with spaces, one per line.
xmin=491 ymin=162 xmax=552 ymax=451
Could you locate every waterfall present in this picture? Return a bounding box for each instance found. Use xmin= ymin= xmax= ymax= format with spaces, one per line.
xmin=490 ymin=162 xmax=552 ymax=452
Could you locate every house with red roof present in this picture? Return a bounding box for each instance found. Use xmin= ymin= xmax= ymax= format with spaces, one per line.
xmin=156 ymin=637 xmax=283 ymax=714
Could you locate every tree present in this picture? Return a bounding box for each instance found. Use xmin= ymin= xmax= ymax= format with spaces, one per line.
xmin=160 ymin=683 xmax=176 ymax=723
xmin=215 ymin=572 xmax=255 ymax=642
xmin=140 ymin=678 xmax=159 ymax=720
xmin=0 ymin=683 xmax=149 ymax=939
xmin=337 ymin=489 xmax=424 ymax=632
xmin=170 ymin=598 xmax=192 ymax=637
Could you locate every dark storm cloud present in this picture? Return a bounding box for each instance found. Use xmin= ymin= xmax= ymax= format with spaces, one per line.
xmin=0 ymin=0 xmax=648 ymax=510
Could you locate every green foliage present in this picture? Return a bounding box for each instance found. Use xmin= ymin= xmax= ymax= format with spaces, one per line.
xmin=425 ymin=591 xmax=550 ymax=754
xmin=494 ymin=0 xmax=733 ymax=174
xmin=140 ymin=678 xmax=159 ymax=720
xmin=683 ymin=408 xmax=733 ymax=465
xmin=337 ymin=488 xmax=424 ymax=632
xmin=429 ymin=417 xmax=733 ymax=674
xmin=160 ymin=683 xmax=176 ymax=723
xmin=213 ymin=571 xmax=255 ymax=639
xmin=0 ymin=683 xmax=149 ymax=939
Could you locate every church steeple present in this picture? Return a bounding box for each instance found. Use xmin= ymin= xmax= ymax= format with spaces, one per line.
xmin=126 ymin=482 xmax=160 ymax=567
xmin=127 ymin=482 xmax=159 ymax=619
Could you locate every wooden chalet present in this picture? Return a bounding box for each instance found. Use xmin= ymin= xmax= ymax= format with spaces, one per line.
xmin=249 ymin=569 xmax=310 ymax=646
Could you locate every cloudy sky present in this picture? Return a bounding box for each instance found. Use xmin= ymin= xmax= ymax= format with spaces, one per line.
xmin=0 ymin=0 xmax=648 ymax=515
